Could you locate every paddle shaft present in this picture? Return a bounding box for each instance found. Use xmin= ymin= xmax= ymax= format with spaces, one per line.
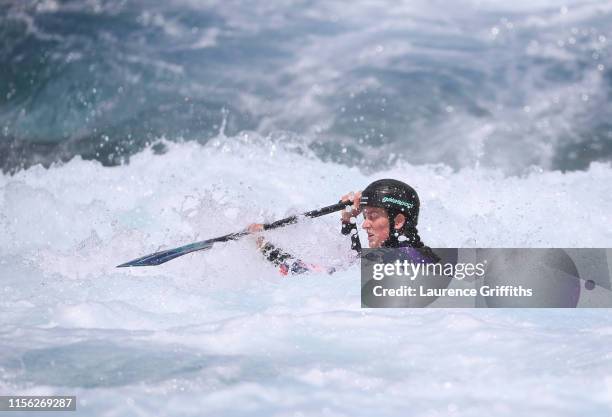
xmin=117 ymin=200 xmax=351 ymax=267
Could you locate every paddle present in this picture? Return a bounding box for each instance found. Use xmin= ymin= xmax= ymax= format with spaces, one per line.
xmin=116 ymin=200 xmax=352 ymax=267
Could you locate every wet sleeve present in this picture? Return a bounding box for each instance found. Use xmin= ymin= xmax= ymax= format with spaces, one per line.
xmin=341 ymin=221 xmax=362 ymax=254
xmin=260 ymin=242 xmax=311 ymax=275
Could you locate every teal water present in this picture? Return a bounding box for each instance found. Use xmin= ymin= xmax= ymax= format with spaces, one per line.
xmin=1 ymin=0 xmax=611 ymax=173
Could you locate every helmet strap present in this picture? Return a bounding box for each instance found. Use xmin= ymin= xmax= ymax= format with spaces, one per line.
xmin=385 ymin=211 xmax=401 ymax=247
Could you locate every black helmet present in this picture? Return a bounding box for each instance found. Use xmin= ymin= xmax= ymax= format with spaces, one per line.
xmin=359 ymin=179 xmax=438 ymax=261
xmin=359 ymin=179 xmax=420 ymax=226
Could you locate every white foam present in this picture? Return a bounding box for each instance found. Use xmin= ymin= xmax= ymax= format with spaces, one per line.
xmin=1 ymin=137 xmax=612 ymax=415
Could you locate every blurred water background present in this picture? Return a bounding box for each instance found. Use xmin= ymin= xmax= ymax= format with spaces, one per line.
xmin=1 ymin=0 xmax=611 ymax=174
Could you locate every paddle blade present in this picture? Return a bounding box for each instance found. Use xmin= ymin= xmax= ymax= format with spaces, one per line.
xmin=117 ymin=241 xmax=214 ymax=267
xmin=114 ymin=201 xmax=347 ymax=268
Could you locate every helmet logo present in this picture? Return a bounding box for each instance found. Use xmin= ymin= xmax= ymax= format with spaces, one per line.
xmin=381 ymin=196 xmax=413 ymax=209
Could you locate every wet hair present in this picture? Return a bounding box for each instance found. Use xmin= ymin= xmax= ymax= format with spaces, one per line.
xmin=384 ymin=209 xmax=440 ymax=263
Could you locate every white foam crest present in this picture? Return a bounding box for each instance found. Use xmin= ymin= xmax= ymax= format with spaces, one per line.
xmin=1 ymin=138 xmax=611 ymax=306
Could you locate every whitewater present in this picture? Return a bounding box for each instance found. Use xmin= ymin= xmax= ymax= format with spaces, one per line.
xmin=2 ymin=0 xmax=612 ymax=173
xmin=2 ymin=0 xmax=612 ymax=414
xmin=1 ymin=135 xmax=612 ymax=416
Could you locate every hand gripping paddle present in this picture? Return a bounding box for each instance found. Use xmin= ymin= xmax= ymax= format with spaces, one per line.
xmin=117 ymin=200 xmax=351 ymax=267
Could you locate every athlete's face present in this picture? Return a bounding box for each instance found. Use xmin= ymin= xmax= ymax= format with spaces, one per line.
xmin=361 ymin=207 xmax=406 ymax=248
xmin=362 ymin=207 xmax=390 ymax=248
